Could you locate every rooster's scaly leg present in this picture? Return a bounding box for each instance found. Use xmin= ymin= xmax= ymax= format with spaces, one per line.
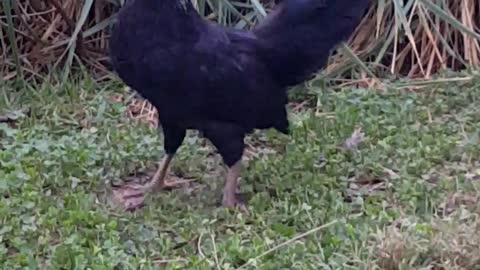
xmin=113 ymin=155 xmax=175 ymax=211
xmin=222 ymin=161 xmax=248 ymax=212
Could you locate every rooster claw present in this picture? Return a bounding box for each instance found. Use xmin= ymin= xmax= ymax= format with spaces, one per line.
xmin=222 ymin=193 xmax=249 ymax=214
xmin=112 ymin=179 xmax=194 ymax=211
xmin=112 ymin=184 xmax=148 ymax=211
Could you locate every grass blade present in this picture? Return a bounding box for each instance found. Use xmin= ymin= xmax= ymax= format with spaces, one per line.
xmin=419 ymin=0 xmax=480 ymax=41
xmin=63 ymin=0 xmax=94 ymax=81
xmin=2 ymin=0 xmax=22 ymax=80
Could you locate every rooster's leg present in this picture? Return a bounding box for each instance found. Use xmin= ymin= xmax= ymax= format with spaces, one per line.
xmin=196 ymin=122 xmax=248 ymax=212
xmin=145 ymin=154 xmax=173 ymax=191
xmin=113 ymin=155 xmax=176 ymax=211
xmin=222 ymin=161 xmax=247 ymax=212
xmin=113 ymin=125 xmax=188 ymax=211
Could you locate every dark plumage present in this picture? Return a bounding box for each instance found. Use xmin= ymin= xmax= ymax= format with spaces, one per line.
xmin=109 ymin=0 xmax=369 ymax=211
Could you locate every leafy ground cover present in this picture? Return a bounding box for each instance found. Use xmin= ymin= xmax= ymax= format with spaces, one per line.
xmin=1 ymin=74 xmax=480 ymax=269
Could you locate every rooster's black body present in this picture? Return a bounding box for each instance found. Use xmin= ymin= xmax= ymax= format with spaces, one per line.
xmin=109 ymin=0 xmax=369 ymax=210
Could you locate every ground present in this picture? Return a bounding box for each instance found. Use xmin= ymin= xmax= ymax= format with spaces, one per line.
xmin=1 ymin=73 xmax=480 ymax=269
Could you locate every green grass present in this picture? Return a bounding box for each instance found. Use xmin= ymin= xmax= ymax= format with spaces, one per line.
xmin=1 ymin=75 xmax=480 ymax=269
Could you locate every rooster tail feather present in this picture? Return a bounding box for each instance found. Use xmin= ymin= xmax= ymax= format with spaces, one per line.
xmin=253 ymin=0 xmax=370 ymax=88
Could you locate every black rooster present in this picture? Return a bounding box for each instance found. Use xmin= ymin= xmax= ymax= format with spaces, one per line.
xmin=109 ymin=0 xmax=369 ymax=211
